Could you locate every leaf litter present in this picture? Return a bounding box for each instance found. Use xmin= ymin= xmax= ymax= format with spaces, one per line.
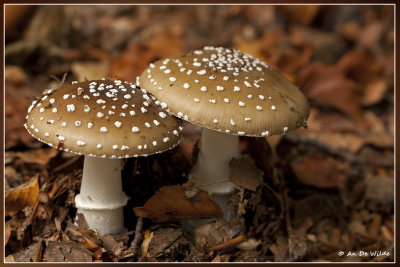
xmin=4 ymin=5 xmax=394 ymax=262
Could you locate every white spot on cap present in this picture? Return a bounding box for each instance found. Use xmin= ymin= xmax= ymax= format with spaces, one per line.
xmin=193 ymin=62 xmax=201 ymax=67
xmin=259 ymin=95 xmax=265 ymax=100
xmin=201 ymin=86 xmax=207 ymax=92
xmin=97 ymin=144 xmax=102 ymax=149
xmin=247 ymin=94 xmax=253 ymax=99
xmin=84 ymin=105 xmax=90 ymax=112
xmin=153 ymin=120 xmax=160 ymax=126
xmin=61 ymin=122 xmax=67 ymax=127
xmin=77 ymin=140 xmax=86 ymax=146
xmin=173 ymin=130 xmax=179 ymax=136
xmin=197 ymin=69 xmax=206 ymax=75
xmin=67 ymin=104 xmax=75 ymax=112
xmin=159 ymin=112 xmax=166 ymax=118
xmin=52 ymin=108 xmax=58 ymax=113
xmin=114 ymin=121 xmax=122 ymax=128
xmin=49 ymin=98 xmax=55 ymax=104
xmin=194 ymin=98 xmax=200 ymax=103
xmin=224 ymin=98 xmax=230 ymax=103
xmin=145 ymin=122 xmax=151 ymax=128
xmin=169 ymin=77 xmax=176 ymax=82
xmin=164 ymin=69 xmax=171 ymax=74
xmin=183 ymin=83 xmax=190 ymax=89
xmin=238 ymin=132 xmax=245 ymax=136
xmin=124 ymin=94 xmax=132 ymax=99
xmin=63 ymin=94 xmax=69 ymax=100
xmin=75 ymin=121 xmax=82 ymax=126
xmin=244 ymin=81 xmax=252 ymax=87
xmin=130 ymin=110 xmax=135 ymax=116
xmin=256 ymin=106 xmax=263 ymax=111
xmin=141 ymin=107 xmax=147 ymax=113
xmin=121 ymin=145 xmax=129 ymax=151
xmin=113 ymin=145 xmax=119 ymax=150
xmin=284 ymin=127 xmax=288 ymax=133
xmin=97 ymin=112 xmax=104 ymax=118
xmin=238 ymin=101 xmax=245 ymax=107
xmin=217 ymin=86 xmax=224 ymax=91
xmin=261 ymin=131 xmax=270 ymax=136
xmin=88 ymin=122 xmax=93 ymax=129
xmin=209 ymin=99 xmax=216 ymax=103
xmin=138 ymin=145 xmax=143 ymax=150
xmin=245 ymin=118 xmax=251 ymax=122
xmin=122 ymin=104 xmax=128 ymax=109
xmin=271 ymin=105 xmax=277 ymax=111
xmin=213 ymin=119 xmax=218 ymax=124
xmin=163 ymin=137 xmax=170 ymax=142
xmin=100 ymin=127 xmax=108 ymax=133
xmin=152 ymin=141 xmax=157 ymax=146
xmin=160 ymin=102 xmax=167 ymax=109
xmin=132 ymin=126 xmax=140 ymax=133
xmin=40 ymin=108 xmax=45 ymax=113
xmin=97 ymin=99 xmax=106 ymax=104
xmin=230 ymin=119 xmax=235 ymax=126
xmin=57 ymin=136 xmax=65 ymax=141
xmin=234 ymin=86 xmax=240 ymax=92
xmin=45 ymin=132 xmax=49 ymax=137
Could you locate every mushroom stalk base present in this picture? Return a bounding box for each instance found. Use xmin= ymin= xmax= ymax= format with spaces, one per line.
xmin=75 ymin=156 xmax=128 ymax=235
xmin=190 ymin=128 xmax=240 ymax=195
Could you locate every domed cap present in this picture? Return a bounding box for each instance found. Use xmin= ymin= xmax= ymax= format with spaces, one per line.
xmin=25 ymin=79 xmax=182 ymax=158
xmin=139 ymin=46 xmax=310 ymax=137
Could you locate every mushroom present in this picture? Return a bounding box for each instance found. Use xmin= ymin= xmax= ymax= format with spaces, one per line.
xmin=139 ymin=46 xmax=310 ymax=216
xmin=25 ymin=79 xmax=182 ymax=234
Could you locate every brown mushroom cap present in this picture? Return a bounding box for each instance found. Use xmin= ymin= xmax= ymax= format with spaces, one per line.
xmin=139 ymin=46 xmax=310 ymax=137
xmin=25 ymin=79 xmax=182 ymax=158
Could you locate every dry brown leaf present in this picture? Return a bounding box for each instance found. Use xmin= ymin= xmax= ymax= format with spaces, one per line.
xmin=16 ymin=148 xmax=58 ymax=165
xmin=229 ymin=156 xmax=263 ymax=191
xmin=5 ymin=221 xmax=12 ymax=246
xmin=147 ymin=31 xmax=184 ymax=59
xmin=278 ymin=5 xmax=320 ymax=26
xmin=141 ymin=230 xmax=154 ymax=259
xmin=291 ymin=152 xmax=347 ymax=189
xmin=5 ymin=174 xmax=39 ymax=216
xmin=361 ymin=78 xmax=388 ymax=106
xmin=71 ymin=61 xmax=109 ymax=82
xmin=133 ymin=185 xmax=223 ymax=223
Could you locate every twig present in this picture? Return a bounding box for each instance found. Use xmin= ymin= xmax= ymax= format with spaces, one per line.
xmin=50 ymin=156 xmax=80 ymax=173
xmin=130 ymin=217 xmax=144 ymax=255
xmin=34 ymin=239 xmax=43 ymax=262
xmin=209 ymin=235 xmax=246 ymax=251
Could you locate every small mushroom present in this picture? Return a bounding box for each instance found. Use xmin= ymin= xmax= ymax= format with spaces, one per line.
xmin=25 ymin=79 xmax=182 ymax=234
xmin=139 ymin=46 xmax=310 ymax=216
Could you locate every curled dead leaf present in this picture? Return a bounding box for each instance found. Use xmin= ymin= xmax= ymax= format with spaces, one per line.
xmin=5 ymin=174 xmax=39 ymax=216
xmin=229 ymin=156 xmax=263 ymax=191
xmin=133 ymin=185 xmax=223 ymax=223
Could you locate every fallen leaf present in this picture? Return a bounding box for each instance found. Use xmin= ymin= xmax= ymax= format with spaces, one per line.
xmin=71 ymin=61 xmax=110 ymax=82
xmin=147 ymin=31 xmax=184 ymax=59
xmin=194 ymin=219 xmax=232 ymax=251
xmin=133 ymin=185 xmax=223 ymax=223
xmin=278 ymin=5 xmax=320 ymax=26
xmin=141 ymin=230 xmax=154 ymax=258
xmin=361 ymin=78 xmax=388 ymax=106
xmin=5 ymin=221 xmax=12 ymax=246
xmin=148 ymin=227 xmax=183 ymax=258
xmin=42 ymin=241 xmax=92 ymax=262
xmin=16 ymin=148 xmax=58 ymax=165
xmin=291 ymin=152 xmax=347 ymax=189
xmin=5 ymin=175 xmax=39 ymax=216
xmin=5 ymin=65 xmax=28 ymax=85
xmin=229 ymin=156 xmax=263 ymax=191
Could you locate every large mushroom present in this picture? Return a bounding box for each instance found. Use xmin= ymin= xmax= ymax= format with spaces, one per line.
xmin=139 ymin=46 xmax=310 ymax=215
xmin=25 ymin=79 xmax=182 ymax=234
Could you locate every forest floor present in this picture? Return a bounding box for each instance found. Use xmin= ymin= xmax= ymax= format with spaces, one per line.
xmin=4 ymin=5 xmax=394 ymax=262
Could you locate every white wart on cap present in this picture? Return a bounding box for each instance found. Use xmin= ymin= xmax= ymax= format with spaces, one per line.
xmin=25 ymin=79 xmax=182 ymax=158
xmin=139 ymin=46 xmax=310 ymax=136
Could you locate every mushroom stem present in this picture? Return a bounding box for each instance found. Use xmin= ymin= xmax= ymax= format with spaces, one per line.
xmin=75 ymin=156 xmax=128 ymax=235
xmin=190 ymin=127 xmax=240 ymax=195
